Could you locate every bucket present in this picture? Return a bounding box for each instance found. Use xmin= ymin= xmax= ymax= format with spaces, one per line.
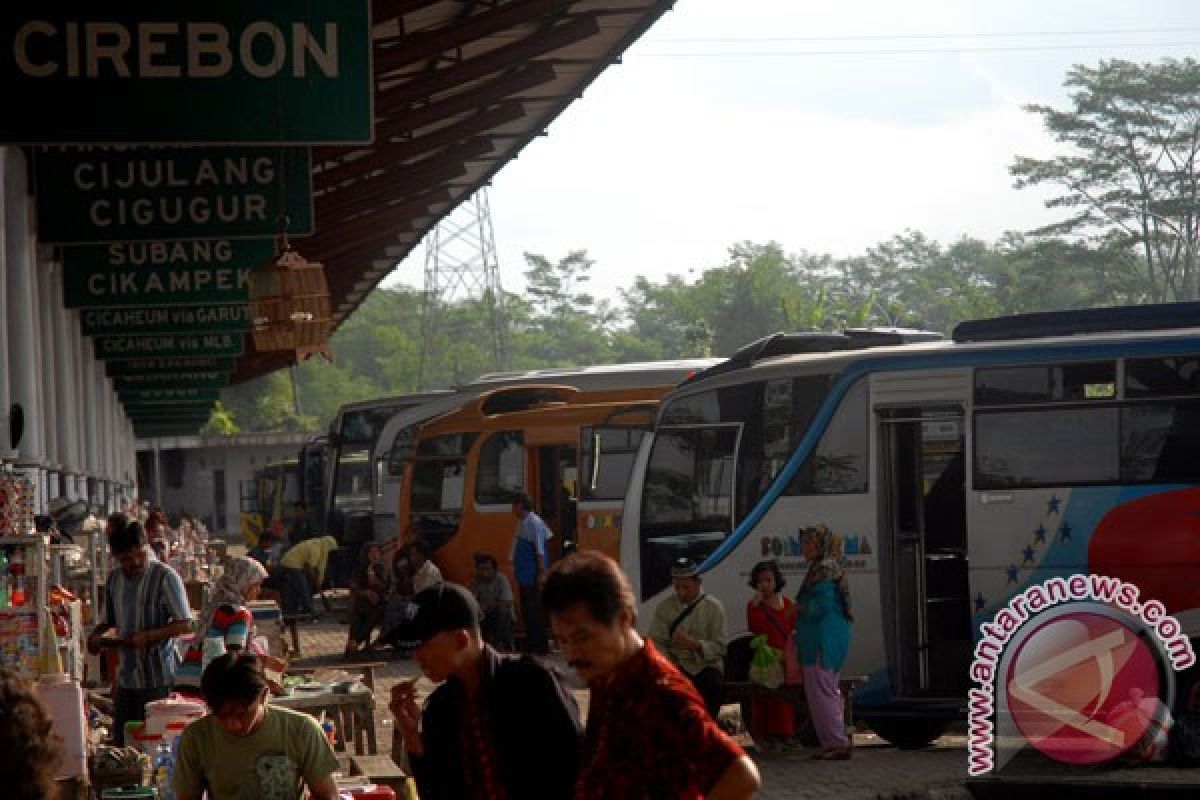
xmin=32 ymin=673 xmax=87 ymax=779
xmin=144 ymin=694 xmax=206 ymax=737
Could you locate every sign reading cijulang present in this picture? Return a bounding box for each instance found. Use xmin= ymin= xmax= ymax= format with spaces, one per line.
xmin=0 ymin=1 xmax=372 ymax=144
xmin=35 ymin=146 xmax=314 ymax=243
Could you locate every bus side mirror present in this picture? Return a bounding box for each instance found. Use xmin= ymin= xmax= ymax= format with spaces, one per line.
xmin=374 ymin=458 xmax=385 ymax=498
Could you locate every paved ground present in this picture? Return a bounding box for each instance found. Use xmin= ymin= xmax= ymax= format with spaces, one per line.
xmin=289 ymin=607 xmax=972 ymax=800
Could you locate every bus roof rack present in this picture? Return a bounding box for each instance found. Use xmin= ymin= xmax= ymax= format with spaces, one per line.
xmin=952 ymin=302 xmax=1200 ymax=343
xmin=843 ymin=327 xmax=944 ymax=348
xmin=682 ymin=332 xmax=851 ymax=385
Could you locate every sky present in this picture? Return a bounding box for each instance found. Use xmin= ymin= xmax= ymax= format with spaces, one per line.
xmin=385 ymin=0 xmax=1200 ymax=302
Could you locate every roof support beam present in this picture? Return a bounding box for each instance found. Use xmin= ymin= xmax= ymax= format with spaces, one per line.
xmin=374 ymin=0 xmax=573 ymax=73
xmin=378 ymin=15 xmax=599 ymax=107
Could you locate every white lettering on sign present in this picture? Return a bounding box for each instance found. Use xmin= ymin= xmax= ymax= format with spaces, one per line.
xmin=105 ymin=240 xmax=235 ymax=267
xmin=88 ymin=194 xmax=269 ymax=229
xmin=73 ymin=157 xmax=276 ymax=191
xmin=84 ymin=267 xmax=249 ymax=298
xmin=13 ymin=21 xmax=339 ymax=79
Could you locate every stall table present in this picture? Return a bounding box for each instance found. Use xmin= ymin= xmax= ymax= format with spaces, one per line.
xmin=271 ymin=684 xmax=378 ymax=756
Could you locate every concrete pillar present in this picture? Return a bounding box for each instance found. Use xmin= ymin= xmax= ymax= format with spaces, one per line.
xmin=4 ymin=149 xmax=42 ymax=467
xmin=38 ymin=253 xmax=59 ymax=472
xmin=0 ymin=150 xmax=10 ymax=461
xmin=54 ymin=280 xmax=80 ymax=480
xmin=74 ymin=331 xmax=91 ymax=478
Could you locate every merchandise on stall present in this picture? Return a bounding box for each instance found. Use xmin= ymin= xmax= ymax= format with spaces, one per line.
xmin=0 ymin=534 xmax=49 ymax=678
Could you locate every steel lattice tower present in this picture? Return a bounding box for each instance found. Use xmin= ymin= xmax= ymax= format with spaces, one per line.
xmin=417 ymin=189 xmax=509 ymax=389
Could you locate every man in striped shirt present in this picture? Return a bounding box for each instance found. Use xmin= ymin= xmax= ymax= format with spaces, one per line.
xmin=88 ymin=515 xmax=193 ymax=744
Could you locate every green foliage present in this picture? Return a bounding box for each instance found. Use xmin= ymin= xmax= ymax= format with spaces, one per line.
xmin=200 ymin=401 xmax=239 ymax=436
xmin=1012 ymin=58 xmax=1200 ymax=300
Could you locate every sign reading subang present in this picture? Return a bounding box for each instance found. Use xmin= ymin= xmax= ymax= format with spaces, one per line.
xmin=94 ymin=332 xmax=244 ymax=359
xmin=0 ymin=1 xmax=372 ymax=144
xmin=63 ymin=238 xmax=273 ymax=308
xmin=35 ymin=146 xmax=313 ymax=243
xmin=81 ymin=305 xmax=251 ymax=335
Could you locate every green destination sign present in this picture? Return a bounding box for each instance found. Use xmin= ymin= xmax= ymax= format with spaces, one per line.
xmin=94 ymin=332 xmax=244 ymax=360
xmin=82 ymin=304 xmax=251 ymax=335
xmin=112 ymin=371 xmax=230 ymax=390
xmin=0 ymin=1 xmax=372 ymax=144
xmin=36 ymin=147 xmax=313 ymax=244
xmin=126 ymin=403 xmax=213 ymax=417
xmin=119 ymin=387 xmax=219 ymax=405
xmin=63 ymin=237 xmax=275 ymax=308
xmin=106 ymin=357 xmax=235 ymax=376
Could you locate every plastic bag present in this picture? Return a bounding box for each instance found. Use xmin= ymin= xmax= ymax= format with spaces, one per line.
xmin=748 ymin=634 xmax=784 ymax=689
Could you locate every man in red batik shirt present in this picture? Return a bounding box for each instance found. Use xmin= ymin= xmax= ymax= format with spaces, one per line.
xmin=542 ymin=552 xmax=760 ymax=800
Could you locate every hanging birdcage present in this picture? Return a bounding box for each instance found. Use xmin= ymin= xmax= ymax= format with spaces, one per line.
xmin=248 ymin=246 xmax=333 ymax=363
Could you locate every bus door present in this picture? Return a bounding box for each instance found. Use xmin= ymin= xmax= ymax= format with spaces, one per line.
xmin=880 ymin=406 xmax=971 ymax=698
xmin=534 ymin=445 xmax=578 ymax=561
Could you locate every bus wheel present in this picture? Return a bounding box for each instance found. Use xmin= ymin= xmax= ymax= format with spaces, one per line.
xmin=866 ymin=718 xmax=945 ymax=749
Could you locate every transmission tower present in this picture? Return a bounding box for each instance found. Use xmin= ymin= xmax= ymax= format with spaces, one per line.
xmin=417 ymin=188 xmax=509 ymax=389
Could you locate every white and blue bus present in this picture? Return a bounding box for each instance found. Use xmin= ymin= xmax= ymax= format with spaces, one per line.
xmin=620 ymin=303 xmax=1200 ymax=748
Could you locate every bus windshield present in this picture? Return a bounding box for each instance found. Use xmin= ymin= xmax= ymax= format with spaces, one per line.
xmin=334 ymin=451 xmax=371 ymax=507
xmin=639 ymin=424 xmax=740 ymax=597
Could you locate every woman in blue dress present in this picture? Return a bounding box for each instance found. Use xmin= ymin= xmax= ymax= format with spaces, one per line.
xmin=795 ymin=523 xmax=854 ymax=760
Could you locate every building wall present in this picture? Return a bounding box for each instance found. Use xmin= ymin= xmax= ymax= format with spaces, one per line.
xmin=136 ymin=434 xmax=311 ymax=539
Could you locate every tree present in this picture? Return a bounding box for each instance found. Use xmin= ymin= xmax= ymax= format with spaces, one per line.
xmin=1012 ymin=58 xmax=1200 ymax=301
xmin=200 ymin=401 xmax=239 ymax=435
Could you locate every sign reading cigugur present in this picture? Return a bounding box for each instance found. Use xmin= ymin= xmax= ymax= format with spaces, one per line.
xmin=0 ymin=1 xmax=372 ymax=144
xmin=35 ymin=147 xmax=313 ymax=243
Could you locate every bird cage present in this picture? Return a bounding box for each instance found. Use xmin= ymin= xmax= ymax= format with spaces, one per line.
xmin=248 ymin=247 xmax=333 ymax=363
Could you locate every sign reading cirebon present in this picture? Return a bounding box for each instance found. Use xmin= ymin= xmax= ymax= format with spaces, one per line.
xmin=0 ymin=1 xmax=372 ymax=144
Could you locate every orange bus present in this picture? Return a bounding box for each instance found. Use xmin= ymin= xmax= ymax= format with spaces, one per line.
xmin=399 ymin=382 xmax=684 ymax=587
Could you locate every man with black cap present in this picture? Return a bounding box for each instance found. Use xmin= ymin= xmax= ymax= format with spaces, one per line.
xmin=388 ymin=582 xmax=582 ymax=800
xmin=648 ymin=556 xmax=728 ymax=718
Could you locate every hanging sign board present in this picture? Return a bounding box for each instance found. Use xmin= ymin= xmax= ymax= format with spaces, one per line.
xmin=94 ymin=332 xmax=244 ymax=359
xmin=63 ymin=238 xmax=273 ymax=307
xmin=82 ymin=304 xmax=251 ymax=335
xmin=0 ymin=1 xmax=373 ymax=144
xmin=106 ymin=356 xmax=235 ymax=376
xmin=126 ymin=403 xmax=214 ymax=417
xmin=119 ymin=387 xmax=219 ymax=405
xmin=112 ymin=371 xmax=230 ymax=390
xmin=35 ymin=146 xmax=313 ymax=243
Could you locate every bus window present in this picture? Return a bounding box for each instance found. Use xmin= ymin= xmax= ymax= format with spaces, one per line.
xmin=1126 ymin=357 xmax=1200 ymax=397
xmin=475 ymin=431 xmax=525 ymax=505
xmin=975 ymin=362 xmax=1116 ymax=405
xmin=1120 ymin=401 xmax=1200 ymax=482
xmin=975 ymin=406 xmax=1119 ymax=488
xmin=410 ymin=432 xmax=476 ymax=548
xmin=787 ymin=378 xmax=868 ymax=495
xmin=639 ymin=425 xmax=740 ymax=599
xmin=580 ymin=427 xmax=647 ymax=501
xmin=388 ymin=425 xmax=418 ymax=476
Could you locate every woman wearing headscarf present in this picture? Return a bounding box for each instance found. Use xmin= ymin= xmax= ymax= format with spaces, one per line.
xmin=794 ymin=524 xmax=853 ymax=760
xmin=174 ymin=556 xmax=268 ymax=694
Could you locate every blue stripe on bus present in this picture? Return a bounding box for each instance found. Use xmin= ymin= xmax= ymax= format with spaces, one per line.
xmin=698 ymin=335 xmax=1200 ymax=572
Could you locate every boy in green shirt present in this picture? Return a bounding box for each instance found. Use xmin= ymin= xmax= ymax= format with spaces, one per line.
xmin=175 ymin=654 xmax=339 ymax=800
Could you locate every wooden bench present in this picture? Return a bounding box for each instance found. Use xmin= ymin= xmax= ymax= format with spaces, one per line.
xmin=349 ymin=753 xmax=415 ymax=798
xmin=724 ymin=675 xmax=865 ymax=744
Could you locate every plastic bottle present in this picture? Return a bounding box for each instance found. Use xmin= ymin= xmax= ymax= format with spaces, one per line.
xmin=9 ymin=547 xmax=23 ymax=577
xmin=154 ymin=740 xmax=175 ymax=800
xmin=11 ymin=577 xmax=26 ymax=607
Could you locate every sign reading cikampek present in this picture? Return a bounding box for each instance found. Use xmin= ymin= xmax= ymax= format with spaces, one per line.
xmin=63 ymin=238 xmax=273 ymax=308
xmin=35 ymin=146 xmax=313 ymax=243
xmin=0 ymin=1 xmax=371 ymax=144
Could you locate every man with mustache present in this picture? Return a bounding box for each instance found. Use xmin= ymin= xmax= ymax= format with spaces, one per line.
xmin=543 ymin=552 xmax=760 ymax=799
xmin=388 ymin=582 xmax=582 ymax=799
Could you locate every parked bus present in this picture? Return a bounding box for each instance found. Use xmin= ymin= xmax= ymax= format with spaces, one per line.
xmin=619 ymin=303 xmax=1200 ymax=748
xmin=371 ymin=360 xmax=721 ymax=542
xmin=238 ymin=457 xmax=301 ymax=546
xmin=326 ymin=392 xmax=453 ymax=546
